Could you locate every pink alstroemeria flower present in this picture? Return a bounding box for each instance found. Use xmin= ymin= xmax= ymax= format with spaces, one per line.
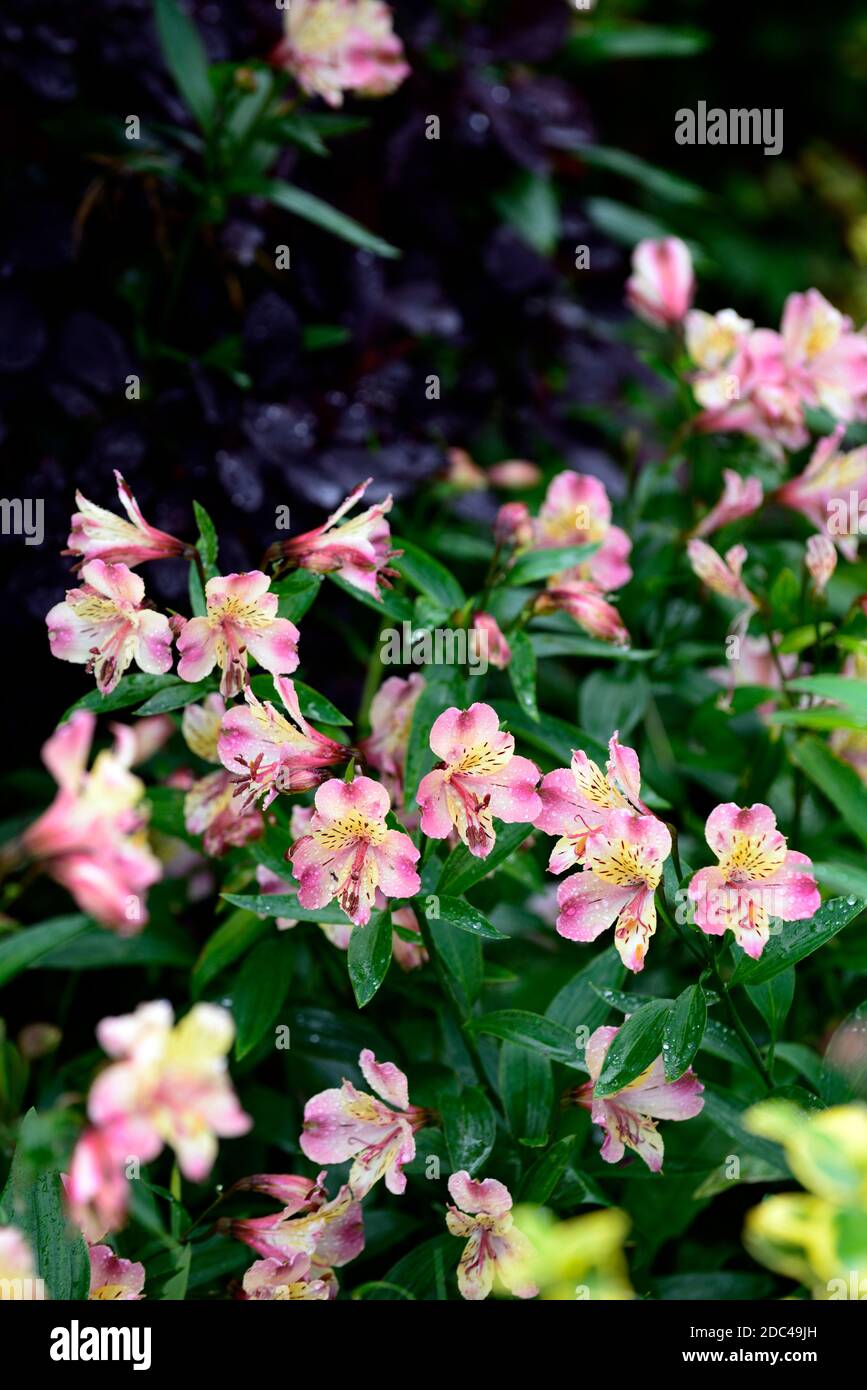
xmin=417 ymin=703 xmax=542 ymax=859
xmin=574 ymin=1025 xmax=705 ymax=1172
xmin=685 ymin=308 xmax=753 ymax=371
xmin=533 ymin=576 xmax=630 ymax=646
xmin=66 ymin=470 xmax=188 ymax=569
xmin=471 ymin=612 xmax=512 ymax=669
xmin=488 ymin=459 xmax=542 ymax=489
xmin=69 ymin=1001 xmax=251 ymax=1230
xmin=359 ymin=672 xmax=425 ymax=806
xmin=22 ymin=711 xmax=161 ymax=933
xmin=267 ymin=478 xmax=400 ymax=602
xmin=88 ymin=1244 xmax=145 ymax=1300
xmin=780 ymin=288 xmax=867 ymax=421
xmin=240 ymin=1253 xmax=336 ymax=1300
xmin=181 ymin=695 xmax=263 ymax=856
xmin=687 ymin=803 xmax=820 ymax=959
xmin=494 ymin=501 xmax=534 ymax=548
xmin=224 ymin=1171 xmax=363 ymax=1277
xmin=288 ymin=775 xmax=420 ymax=927
xmin=270 ymin=0 xmax=409 ymax=109
xmin=531 ymin=471 xmax=633 ymax=591
xmin=777 ymin=426 xmax=867 ymax=561
xmin=535 ymin=733 xmax=649 ymax=874
xmin=218 ymin=676 xmax=350 ymax=810
xmin=708 ymin=633 xmax=797 ymax=714
xmin=300 ymin=1049 xmax=428 ymax=1198
xmin=0 ymin=1227 xmax=39 ymax=1296
xmin=556 ymin=809 xmax=672 ymax=972
xmin=692 ymin=469 xmax=764 ymax=538
xmin=176 ymin=571 xmax=299 ymax=698
xmin=446 ymin=1171 xmax=537 ymax=1302
xmin=692 ymin=327 xmax=809 ymax=457
xmin=626 ymin=236 xmax=695 ymax=328
xmin=687 ymin=540 xmax=758 ymax=610
xmin=806 ymin=534 xmax=838 ymax=595
xmin=47 ymin=560 xmax=173 ymax=695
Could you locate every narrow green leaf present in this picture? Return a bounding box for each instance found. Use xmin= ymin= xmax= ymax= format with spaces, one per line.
xmin=0 ymin=1111 xmax=89 ymax=1299
xmin=518 ymin=1136 xmax=575 ymax=1203
xmin=390 ymin=536 xmax=465 ymax=610
xmin=499 ymin=1043 xmax=552 ymax=1146
xmin=221 ymin=892 xmax=355 ymax=924
xmin=271 ymin=571 xmax=323 ymax=624
xmin=507 ymin=629 xmax=538 ymax=721
xmin=0 ymin=916 xmax=90 ymax=988
xmin=436 ymin=896 xmax=508 ymax=941
xmin=661 ymin=985 xmax=707 ymax=1082
xmin=730 ymin=896 xmax=866 ymax=986
xmin=468 ymin=1010 xmax=577 ymax=1062
xmin=61 ymin=673 xmax=183 ymax=722
xmin=440 ymin=1087 xmax=496 ymax=1175
xmin=229 ymin=176 xmax=399 ymax=258
xmin=153 ymin=0 xmax=215 ymax=131
xmin=546 ymin=947 xmax=625 ymax=1034
xmin=594 ymin=999 xmax=671 ymax=1097
xmin=231 ymin=935 xmax=294 ymax=1059
xmin=193 ymin=910 xmax=269 ymax=995
xmin=746 ymin=969 xmax=794 ymax=1041
xmin=791 ymin=738 xmax=867 ymax=849
xmin=135 ymin=678 xmax=214 ymax=716
xmin=348 ymin=912 xmax=392 ymax=1007
xmin=436 ymin=822 xmax=532 ymax=897
xmin=249 ymin=674 xmax=352 ymax=725
xmin=507 ymin=543 xmax=598 ymax=587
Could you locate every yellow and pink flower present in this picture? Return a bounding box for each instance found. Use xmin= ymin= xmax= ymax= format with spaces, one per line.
xmin=22 ymin=711 xmax=161 ymax=933
xmin=445 ymin=1171 xmax=537 ymax=1302
xmin=66 ymin=471 xmax=188 ymax=569
xmin=223 ymin=1169 xmax=363 ymax=1282
xmin=780 ymin=288 xmax=867 ymax=421
xmin=270 ymin=0 xmax=409 ymax=110
xmin=534 ymin=733 xmax=649 ymax=874
xmin=687 ymin=803 xmax=820 ymax=959
xmin=181 ymin=695 xmax=263 ymax=856
xmin=778 ymin=426 xmax=867 ymax=561
xmin=287 ymin=775 xmax=420 ymax=926
xmin=218 ymin=676 xmax=350 ymax=810
xmin=556 ymin=808 xmax=671 ymax=972
xmin=533 ymin=577 xmax=630 ymax=646
xmin=573 ymin=1025 xmax=704 ymax=1172
xmin=686 ymin=539 xmax=757 ymax=610
xmin=692 ymin=468 xmax=763 ymax=538
xmin=417 ymin=702 xmax=542 ymax=859
xmin=626 ymin=236 xmax=695 ymax=328
xmin=239 ymin=1252 xmax=336 ymax=1300
xmin=176 ymin=570 xmax=299 ymax=699
xmin=267 ymin=478 xmax=399 ymax=601
xmin=359 ymin=672 xmax=425 ymax=806
xmin=300 ymin=1049 xmax=428 ymax=1198
xmin=88 ymin=1244 xmax=145 ymax=1300
xmin=47 ymin=560 xmax=173 ymax=695
xmin=531 ymin=471 xmax=633 ymax=591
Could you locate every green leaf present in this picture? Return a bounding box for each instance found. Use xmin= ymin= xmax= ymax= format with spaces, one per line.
xmin=188 ymin=498 xmax=219 ymax=616
xmin=578 ymin=668 xmax=649 ymax=746
xmin=579 ymin=145 xmax=706 ymax=205
xmin=529 ymin=632 xmax=655 ymax=662
xmin=518 ymin=1136 xmax=576 ymax=1203
xmin=0 ymin=916 xmax=90 ymax=988
xmin=546 ymin=947 xmax=625 ymax=1034
xmin=499 ymin=1043 xmax=552 ymax=1147
xmin=440 ymin=1087 xmax=496 ymax=1174
xmin=494 ymin=172 xmax=560 ymax=255
xmin=436 ymin=821 xmax=532 ymax=897
xmin=231 ymin=935 xmax=294 ymax=1059
xmin=0 ymin=1111 xmax=89 ymax=1299
xmin=494 ymin=700 xmax=608 ymax=768
xmin=661 ymin=985 xmax=707 ymax=1082
xmin=787 ymin=675 xmax=867 ymax=716
xmin=746 ymin=968 xmax=795 ymax=1041
xmin=150 ymin=1241 xmax=192 ymax=1301
xmin=134 ymin=678 xmax=214 ymax=716
xmin=790 ymin=738 xmax=867 ymax=849
xmin=468 ymin=1010 xmax=577 ymax=1063
xmin=34 ymin=917 xmax=194 ymax=972
xmin=381 ymin=1235 xmax=458 ymax=1300
xmin=700 ymin=1089 xmax=787 ymax=1170
xmin=348 ymin=912 xmax=392 ymax=1007
xmin=730 ymin=896 xmax=866 ymax=986
xmin=229 ymin=176 xmax=399 ymax=258
xmin=390 ymin=536 xmax=465 ymax=610
xmin=153 ymin=0 xmax=216 ymax=131
xmin=429 ymin=919 xmax=483 ymax=1011
xmin=221 ymin=892 xmax=355 ymax=924
xmin=435 ymin=896 xmax=508 ymax=941
xmin=570 ymin=24 xmax=708 ymax=61
xmin=507 ymin=543 xmax=598 ymax=586
xmin=271 ymin=571 xmax=323 ymax=624
xmin=328 ymin=571 xmax=413 ymax=622
xmin=193 ymin=909 xmax=268 ymax=995
xmin=61 ymin=672 xmax=184 ymax=722
xmin=507 ymin=629 xmax=538 ymax=721
xmin=594 ymin=999 xmax=671 ymax=1097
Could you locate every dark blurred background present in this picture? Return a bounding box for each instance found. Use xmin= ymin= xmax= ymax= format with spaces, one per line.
xmin=1 ymin=0 xmax=865 ymax=758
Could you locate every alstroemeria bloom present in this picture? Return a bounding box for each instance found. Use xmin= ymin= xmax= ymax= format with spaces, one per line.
xmin=533 ymin=576 xmax=630 ymax=646
xmin=224 ymin=1172 xmax=363 ymax=1275
xmin=693 ymin=469 xmax=764 ymax=538
xmin=573 ymin=1025 xmax=705 ymax=1172
xmin=708 ymin=633 xmax=797 ymax=714
xmin=81 ymin=1001 xmax=251 ymax=1202
xmin=688 ymin=803 xmax=820 ymax=959
xmin=494 ymin=501 xmax=534 ymax=548
xmin=488 ymin=459 xmax=542 ymax=489
xmin=686 ymin=540 xmax=758 ymax=610
xmin=240 ymin=1253 xmax=336 ymax=1301
xmin=446 ymin=1171 xmax=537 ymax=1302
xmin=685 ymin=308 xmax=753 ymax=371
xmin=88 ymin=1244 xmax=145 ymax=1300
xmin=66 ymin=470 xmax=188 ymax=568
xmin=359 ymin=673 xmax=425 ymax=805
xmin=0 ymin=1227 xmax=39 ymax=1298
xmin=176 ymin=571 xmax=299 ymax=698
xmin=66 ymin=1126 xmax=142 ymax=1240
xmin=181 ymin=695 xmax=262 ymax=856
xmin=531 ymin=471 xmax=633 ymax=591
xmin=46 ymin=560 xmax=173 ymax=695
xmin=535 ymin=733 xmax=649 ymax=874
xmin=300 ymin=1049 xmax=428 ymax=1198
xmin=267 ymin=478 xmax=400 ymax=601
xmin=556 ymin=809 xmax=672 ymax=972
xmin=22 ymin=711 xmax=161 ymax=933
xmin=693 ymin=327 xmax=809 ymax=457
xmin=471 ymin=612 xmax=511 ymax=670
xmin=778 ymin=426 xmax=867 ymax=561
xmin=780 ymin=288 xmax=867 ymax=420
xmin=218 ymin=676 xmax=350 ymax=809
xmin=288 ymin=775 xmax=420 ymax=926
xmin=806 ymin=533 xmax=837 ymax=595
xmin=626 ymin=236 xmax=695 ymax=328
xmin=270 ymin=0 xmax=410 ymax=109
xmin=417 ymin=703 xmax=542 ymax=858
